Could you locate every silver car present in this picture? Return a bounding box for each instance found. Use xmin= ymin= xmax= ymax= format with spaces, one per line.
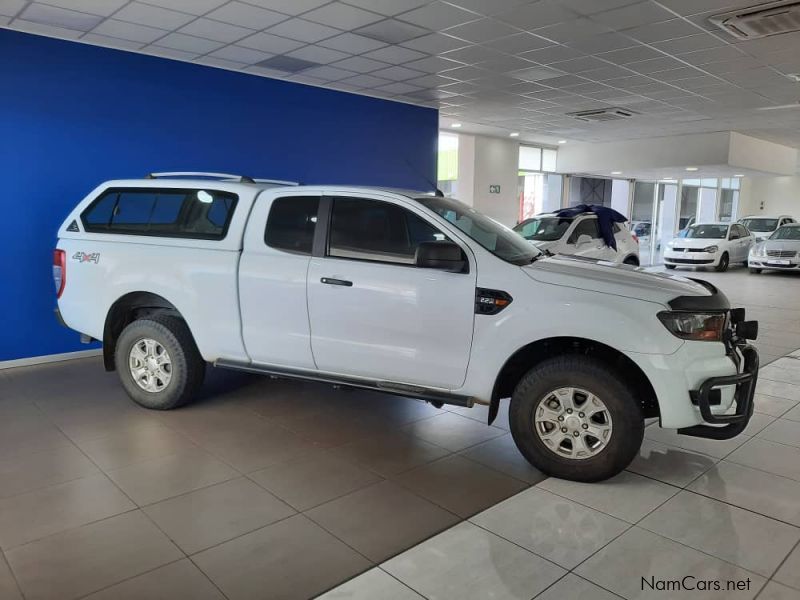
xmin=748 ymin=223 xmax=800 ymax=274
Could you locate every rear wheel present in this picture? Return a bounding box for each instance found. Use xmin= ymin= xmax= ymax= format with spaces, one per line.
xmin=715 ymin=252 xmax=729 ymax=272
xmin=623 ymin=255 xmax=639 ymax=266
xmin=749 ymin=267 xmax=762 ymax=274
xmin=115 ymin=315 xmax=205 ymax=410
xmin=509 ymin=356 xmax=644 ymax=482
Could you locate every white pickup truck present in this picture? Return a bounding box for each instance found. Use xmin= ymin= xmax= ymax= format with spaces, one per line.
xmin=55 ymin=174 xmax=759 ymax=482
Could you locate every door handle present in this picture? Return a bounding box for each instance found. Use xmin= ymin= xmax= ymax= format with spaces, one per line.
xmin=321 ymin=277 xmax=353 ymax=287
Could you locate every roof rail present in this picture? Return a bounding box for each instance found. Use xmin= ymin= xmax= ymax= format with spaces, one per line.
xmin=144 ymin=172 xmax=299 ymax=186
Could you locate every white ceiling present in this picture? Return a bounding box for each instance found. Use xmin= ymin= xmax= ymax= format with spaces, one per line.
xmin=3 ymin=0 xmax=800 ymax=149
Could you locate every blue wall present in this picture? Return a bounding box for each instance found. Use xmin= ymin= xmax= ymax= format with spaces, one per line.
xmin=0 ymin=29 xmax=438 ymax=362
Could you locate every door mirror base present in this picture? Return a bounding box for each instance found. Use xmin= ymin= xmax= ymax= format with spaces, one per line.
xmin=415 ymin=241 xmax=467 ymax=273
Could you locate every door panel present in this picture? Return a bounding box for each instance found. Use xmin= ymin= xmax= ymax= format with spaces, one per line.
xmin=307 ymin=195 xmax=476 ymax=389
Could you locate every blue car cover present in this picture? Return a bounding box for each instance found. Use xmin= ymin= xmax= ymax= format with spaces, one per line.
xmin=553 ymin=204 xmax=628 ymax=251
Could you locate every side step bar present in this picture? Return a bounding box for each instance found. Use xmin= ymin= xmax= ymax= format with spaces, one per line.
xmin=214 ymin=359 xmax=474 ymax=408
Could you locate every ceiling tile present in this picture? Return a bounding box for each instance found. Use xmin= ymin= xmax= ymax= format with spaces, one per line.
xmin=80 ymin=32 xmax=145 ymax=49
xmin=478 ymin=55 xmax=535 ymax=72
xmin=374 ymin=81 xmax=423 ymax=94
xmin=495 ymin=1 xmax=579 ymax=30
xmin=444 ymin=0 xmax=529 ymax=17
xmin=590 ymin=1 xmax=674 ymax=30
xmin=11 ymin=18 xmax=83 ymax=38
xmin=598 ymin=45 xmax=662 ymax=64
xmin=242 ymin=0 xmax=327 ymax=13
xmin=399 ymin=32 xmax=468 ymax=54
xmin=536 ymin=18 xmax=613 ymax=43
xmin=143 ymin=46 xmax=198 ymax=61
xmin=549 ymin=55 xmax=612 ymax=74
xmin=442 ymin=17 xmax=517 ymax=42
xmin=36 ymin=0 xmax=127 ymax=17
xmin=237 ymin=32 xmax=304 ymax=53
xmin=19 ymin=3 xmax=103 ymax=31
xmin=300 ymin=65 xmax=357 ymax=81
xmin=195 ymin=56 xmax=247 ymax=70
xmin=483 ymin=32 xmax=554 ymax=54
xmin=137 ymin=0 xmax=227 ymax=15
xmin=91 ymin=19 xmax=168 ymax=43
xmin=624 ymin=19 xmax=701 ymax=43
xmin=404 ymin=55 xmax=463 ymax=73
xmin=318 ymin=32 xmax=387 ymax=53
xmin=179 ymin=18 xmax=254 ymax=43
xmin=255 ymin=55 xmax=320 ymax=73
xmin=510 ymin=65 xmax=565 ymax=82
xmin=397 ymin=1 xmax=477 ymax=30
xmin=114 ymin=2 xmax=196 ymax=29
xmin=331 ymin=55 xmax=388 ymax=72
xmin=355 ymin=19 xmax=428 ymax=44
xmin=303 ymin=2 xmax=384 ymax=29
xmin=341 ymin=0 xmax=429 ymax=16
xmin=442 ymin=44 xmax=504 ymax=64
xmin=209 ymin=45 xmax=272 ymax=64
xmin=338 ymin=73 xmax=393 ymax=87
xmin=154 ymin=32 xmax=225 ymax=54
xmin=370 ymin=64 xmax=425 ymax=80
xmin=361 ymin=44 xmax=426 ymax=64
xmin=207 ymin=2 xmax=288 ymax=29
xmin=651 ymin=33 xmax=726 ymax=54
xmin=287 ymin=45 xmax=351 ymax=64
xmin=268 ymin=18 xmax=342 ymax=43
xmin=627 ymin=55 xmax=686 ymax=74
xmin=568 ymin=32 xmax=637 ymax=53
xmin=520 ymin=45 xmax=584 ymax=64
xmin=0 ymin=0 xmax=24 ymax=17
xmin=442 ymin=64 xmax=489 ymax=81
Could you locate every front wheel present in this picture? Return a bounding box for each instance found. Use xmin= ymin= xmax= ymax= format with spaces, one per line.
xmin=509 ymin=356 xmax=644 ymax=482
xmin=665 ymin=264 xmax=676 ymax=270
xmin=714 ymin=252 xmax=729 ymax=272
xmin=115 ymin=315 xmax=205 ymax=410
xmin=749 ymin=267 xmax=762 ymax=274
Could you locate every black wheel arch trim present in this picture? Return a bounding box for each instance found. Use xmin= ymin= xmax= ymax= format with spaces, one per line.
xmin=667 ymin=278 xmax=731 ymax=312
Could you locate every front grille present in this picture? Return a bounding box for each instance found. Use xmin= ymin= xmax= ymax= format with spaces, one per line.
xmin=671 ymin=248 xmax=706 ymax=253
xmin=766 ymin=249 xmax=797 ymax=258
xmin=667 ymin=258 xmax=714 ymax=264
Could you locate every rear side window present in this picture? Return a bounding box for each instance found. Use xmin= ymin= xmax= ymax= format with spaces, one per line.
xmin=265 ymin=196 xmax=319 ymax=255
xmin=81 ymin=188 xmax=238 ymax=240
xmin=568 ymin=218 xmax=601 ymax=243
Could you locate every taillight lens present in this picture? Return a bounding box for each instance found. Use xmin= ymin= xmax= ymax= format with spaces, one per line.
xmin=53 ymin=249 xmax=66 ymax=299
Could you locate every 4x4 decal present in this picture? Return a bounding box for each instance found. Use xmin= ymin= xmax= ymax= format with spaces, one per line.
xmin=72 ymin=251 xmax=100 ymax=264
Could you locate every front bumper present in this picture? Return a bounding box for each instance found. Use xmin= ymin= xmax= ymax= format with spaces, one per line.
xmin=663 ymin=250 xmax=717 ymax=266
xmin=677 ymin=344 xmax=758 ymax=440
xmin=749 ymin=257 xmax=800 ymax=270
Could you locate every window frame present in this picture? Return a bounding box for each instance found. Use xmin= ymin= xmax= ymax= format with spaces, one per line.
xmin=80 ymin=187 xmax=239 ymax=241
xmin=316 ymin=194 xmax=468 ymax=272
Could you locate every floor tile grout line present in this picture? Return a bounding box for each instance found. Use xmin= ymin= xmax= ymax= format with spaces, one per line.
xmin=0 ymin=547 xmax=26 ymax=600
xmin=71 ymin=557 xmax=187 ymax=600
xmin=375 ymin=566 xmax=434 ymax=600
xmin=765 ymin=538 xmax=800 ymax=583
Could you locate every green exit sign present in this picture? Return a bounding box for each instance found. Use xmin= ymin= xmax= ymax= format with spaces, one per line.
xmin=489 ymin=185 xmax=501 ymax=194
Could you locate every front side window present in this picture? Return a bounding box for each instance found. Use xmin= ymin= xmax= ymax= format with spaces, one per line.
xmin=568 ymin=218 xmax=601 ymax=243
xmin=513 ymin=217 xmax=572 ymax=241
xmin=328 ymin=197 xmax=446 ymax=265
xmin=265 ymin=196 xmax=319 ymax=255
xmin=81 ymin=188 xmax=238 ymax=240
xmin=684 ymin=224 xmax=729 ymax=239
xmin=416 ymin=196 xmax=539 ymax=265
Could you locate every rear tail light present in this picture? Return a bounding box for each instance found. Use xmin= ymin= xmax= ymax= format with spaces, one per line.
xmin=53 ymin=249 xmax=66 ymax=299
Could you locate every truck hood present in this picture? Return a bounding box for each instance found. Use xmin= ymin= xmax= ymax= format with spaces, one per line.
xmin=523 ymin=255 xmax=713 ymax=306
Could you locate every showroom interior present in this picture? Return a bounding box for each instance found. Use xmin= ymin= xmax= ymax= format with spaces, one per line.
xmin=3 ymin=0 xmax=800 ymax=599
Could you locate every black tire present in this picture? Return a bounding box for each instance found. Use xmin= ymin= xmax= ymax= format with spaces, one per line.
xmin=115 ymin=315 xmax=205 ymax=410
xmin=714 ymin=252 xmax=729 ymax=272
xmin=749 ymin=267 xmax=762 ymax=274
xmin=623 ymin=255 xmax=639 ymax=266
xmin=665 ymin=264 xmax=676 ymax=270
xmin=509 ymin=356 xmax=644 ymax=482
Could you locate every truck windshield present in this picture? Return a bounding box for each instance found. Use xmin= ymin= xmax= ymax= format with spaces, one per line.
xmin=416 ymin=196 xmax=541 ymax=265
xmin=741 ymin=218 xmax=778 ymax=232
xmin=513 ymin=217 xmax=573 ymax=241
xmin=684 ymin=224 xmax=729 ymax=239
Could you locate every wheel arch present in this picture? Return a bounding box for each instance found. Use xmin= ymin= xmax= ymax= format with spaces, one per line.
xmin=102 ymin=291 xmax=188 ymax=371
xmin=489 ymin=336 xmax=659 ymax=425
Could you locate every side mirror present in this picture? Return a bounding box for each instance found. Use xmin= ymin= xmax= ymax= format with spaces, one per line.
xmin=574 ymin=234 xmax=593 ymax=247
xmin=415 ymin=241 xmax=467 ymax=273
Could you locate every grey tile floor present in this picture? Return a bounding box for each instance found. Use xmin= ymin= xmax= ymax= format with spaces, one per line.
xmin=0 ymin=268 xmax=798 ymax=599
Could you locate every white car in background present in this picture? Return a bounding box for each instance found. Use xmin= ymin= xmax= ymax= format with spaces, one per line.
xmin=749 ymin=223 xmax=800 ymax=274
xmin=739 ymin=215 xmax=796 ymax=242
xmin=513 ymin=213 xmax=640 ymax=265
xmin=664 ymin=222 xmax=754 ymax=272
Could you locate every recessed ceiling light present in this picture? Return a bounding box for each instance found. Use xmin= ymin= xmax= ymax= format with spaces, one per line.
xmin=451 ymin=122 xmax=462 ymax=128
xmin=509 ymin=132 xmax=519 ymax=137
xmin=685 ymin=167 xmax=698 ymax=171
xmin=611 ymin=171 xmax=622 ymax=175
xmin=557 ymin=140 xmax=567 ymax=144
xmin=734 ymin=173 xmax=744 ymax=177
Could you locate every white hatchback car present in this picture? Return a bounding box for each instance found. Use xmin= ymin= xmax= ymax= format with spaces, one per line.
xmin=513 ymin=213 xmax=640 ymax=265
xmin=739 ymin=215 xmax=796 ymax=242
xmin=664 ymin=223 xmax=754 ymax=272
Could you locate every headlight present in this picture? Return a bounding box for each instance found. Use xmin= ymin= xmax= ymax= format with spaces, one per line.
xmin=667 ymin=240 xmax=674 ymax=247
xmin=703 ymin=245 xmax=718 ymax=253
xmin=657 ymin=311 xmax=726 ymax=342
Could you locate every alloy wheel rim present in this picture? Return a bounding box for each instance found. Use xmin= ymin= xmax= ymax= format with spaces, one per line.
xmin=533 ymin=387 xmax=613 ymax=460
xmin=129 ymin=338 xmax=172 ymax=393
